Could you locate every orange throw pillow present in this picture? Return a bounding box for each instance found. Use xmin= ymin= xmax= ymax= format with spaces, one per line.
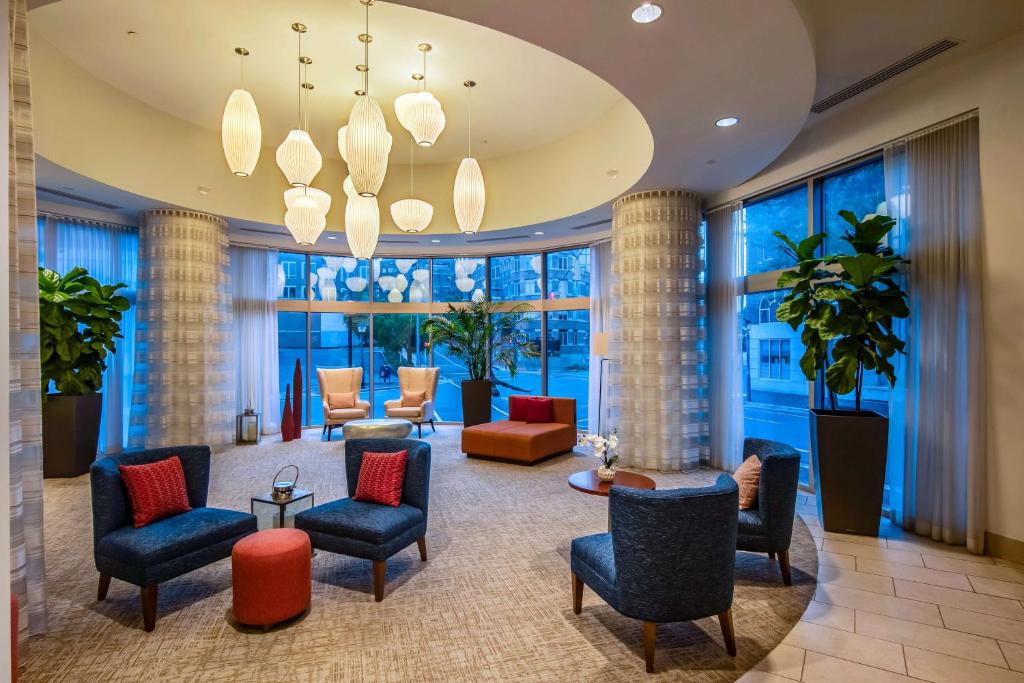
xmin=402 ymin=390 xmax=426 ymax=407
xmin=732 ymin=455 xmax=762 ymax=510
xmin=328 ymin=392 xmax=355 ymax=409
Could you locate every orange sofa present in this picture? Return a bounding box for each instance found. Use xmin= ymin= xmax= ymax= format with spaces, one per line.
xmin=462 ymin=396 xmax=577 ymax=464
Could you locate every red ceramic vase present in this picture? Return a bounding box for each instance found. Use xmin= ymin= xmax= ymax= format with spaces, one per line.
xmin=292 ymin=359 xmax=302 ymax=437
xmin=281 ymin=384 xmax=294 ymax=442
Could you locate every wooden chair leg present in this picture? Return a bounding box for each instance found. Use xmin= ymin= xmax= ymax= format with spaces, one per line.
xmin=718 ymin=608 xmax=737 ymax=656
xmin=97 ymin=573 xmax=111 ymax=601
xmin=372 ymin=560 xmax=386 ymax=602
xmin=417 ymin=423 xmax=422 ymax=438
xmin=417 ymin=536 xmax=428 ymax=562
xmin=768 ymin=551 xmax=776 ymax=560
xmin=643 ymin=621 xmax=657 ymax=673
xmin=141 ymin=584 xmax=158 ymax=632
xmin=778 ymin=549 xmax=792 ymax=586
xmin=321 ymin=424 xmax=327 ymax=437
xmin=572 ymin=573 xmax=583 ymax=615
xmin=430 ymin=420 xmax=436 ymax=433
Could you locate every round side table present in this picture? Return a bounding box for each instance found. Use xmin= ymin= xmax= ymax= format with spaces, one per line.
xmin=568 ymin=469 xmax=656 ymax=530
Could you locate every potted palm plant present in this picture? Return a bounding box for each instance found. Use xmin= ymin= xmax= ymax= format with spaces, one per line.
xmin=420 ymin=296 xmax=540 ymax=427
xmin=774 ymin=212 xmax=909 ymax=536
xmin=38 ymin=267 xmax=130 ymax=477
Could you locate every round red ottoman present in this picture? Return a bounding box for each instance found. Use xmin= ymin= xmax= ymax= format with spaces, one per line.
xmin=232 ymin=529 xmax=311 ymax=628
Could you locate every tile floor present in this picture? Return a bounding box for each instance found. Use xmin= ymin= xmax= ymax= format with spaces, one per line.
xmin=741 ymin=493 xmax=1024 ymax=683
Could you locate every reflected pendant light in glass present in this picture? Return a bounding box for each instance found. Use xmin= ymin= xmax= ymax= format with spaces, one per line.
xmin=394 ymin=44 xmax=445 ymax=147
xmin=285 ymin=194 xmax=326 ymax=245
xmin=454 ymin=80 xmax=485 ymax=234
xmin=390 ymin=138 xmax=433 ymax=233
xmin=276 ymin=24 xmax=322 ymax=187
xmin=221 ymin=48 xmax=261 ymax=177
xmin=345 ymin=194 xmax=380 ymax=259
xmin=346 ymin=4 xmax=391 ymax=197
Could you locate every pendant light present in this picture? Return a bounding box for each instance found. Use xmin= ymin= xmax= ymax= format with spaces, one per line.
xmin=346 ymin=1 xmax=391 ymax=198
xmin=345 ymin=195 xmax=380 ymax=259
xmin=276 ymin=23 xmax=322 ymax=187
xmin=390 ymin=137 xmax=433 ymax=233
xmin=285 ymin=195 xmax=326 ymax=245
xmin=221 ymin=47 xmax=261 ymax=177
xmin=395 ymin=44 xmax=445 ymax=147
xmin=454 ymin=80 xmax=485 ymax=234
xmin=284 ymin=186 xmax=332 ymax=215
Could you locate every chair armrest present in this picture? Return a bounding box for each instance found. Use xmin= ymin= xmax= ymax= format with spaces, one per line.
xmin=419 ymin=400 xmax=435 ymax=421
xmin=355 ymin=399 xmax=371 ymax=412
xmin=384 ymin=398 xmax=402 ymax=410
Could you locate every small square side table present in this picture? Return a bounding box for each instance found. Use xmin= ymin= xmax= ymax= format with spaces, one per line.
xmin=251 ymin=489 xmax=315 ymax=530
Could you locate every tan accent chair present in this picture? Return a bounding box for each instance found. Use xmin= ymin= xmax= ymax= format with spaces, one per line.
xmin=385 ymin=367 xmax=440 ymax=438
xmin=318 ymin=368 xmax=370 ymax=440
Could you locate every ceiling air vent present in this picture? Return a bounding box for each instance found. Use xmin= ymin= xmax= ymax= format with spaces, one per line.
xmin=37 ymin=185 xmax=122 ymax=210
xmin=466 ymin=233 xmax=530 ymax=244
xmin=810 ymin=38 xmax=961 ymax=114
xmin=569 ymin=218 xmax=611 ymax=231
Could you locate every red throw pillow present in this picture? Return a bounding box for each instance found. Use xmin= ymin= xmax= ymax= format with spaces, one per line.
xmin=118 ymin=456 xmax=192 ymax=528
xmin=508 ymin=395 xmax=531 ymax=421
xmin=353 ymin=450 xmax=408 ymax=507
xmin=525 ymin=397 xmax=555 ymax=423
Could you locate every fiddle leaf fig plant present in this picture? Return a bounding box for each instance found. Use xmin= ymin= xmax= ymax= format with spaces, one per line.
xmin=774 ymin=212 xmax=909 ymax=413
xmin=38 ymin=267 xmax=130 ymax=397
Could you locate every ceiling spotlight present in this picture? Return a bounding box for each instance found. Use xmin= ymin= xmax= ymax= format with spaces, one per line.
xmin=430 ymin=239 xmax=441 ymax=243
xmin=197 ymin=186 xmax=211 ymax=195
xmin=631 ymin=3 xmax=662 ymax=23
xmin=327 ymin=235 xmax=338 ymax=240
xmin=534 ymin=231 xmax=545 ymax=235
xmin=715 ymin=116 xmax=740 ymax=127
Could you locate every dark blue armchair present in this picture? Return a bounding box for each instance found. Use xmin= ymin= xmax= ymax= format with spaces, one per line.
xmin=90 ymin=445 xmax=257 ymax=631
xmin=735 ymin=438 xmax=801 ymax=585
xmin=571 ymin=475 xmax=739 ymax=673
xmin=295 ymin=438 xmax=430 ymax=601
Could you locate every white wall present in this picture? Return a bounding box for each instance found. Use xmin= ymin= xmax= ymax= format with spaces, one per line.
xmin=710 ymin=30 xmax=1024 ymax=547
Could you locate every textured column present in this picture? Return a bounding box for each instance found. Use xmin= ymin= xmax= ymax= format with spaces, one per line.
xmin=609 ymin=189 xmax=708 ymax=471
xmin=129 ymin=209 xmax=234 ymax=448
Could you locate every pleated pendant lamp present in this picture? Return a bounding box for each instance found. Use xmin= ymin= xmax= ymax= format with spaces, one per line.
xmin=390 ymin=138 xmax=433 ymax=233
xmin=275 ymin=23 xmax=322 ymax=188
xmin=394 ymin=44 xmax=445 ymax=147
xmin=454 ymin=80 xmax=485 ymax=234
xmin=345 ymin=1 xmax=391 ymax=198
xmin=221 ymin=47 xmax=261 ymax=176
xmin=345 ymin=194 xmax=380 ymax=259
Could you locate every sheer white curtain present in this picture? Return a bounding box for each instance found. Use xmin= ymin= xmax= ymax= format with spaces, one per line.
xmin=587 ymin=240 xmax=612 ymax=433
xmin=884 ymin=113 xmax=986 ymax=552
xmin=706 ymin=203 xmax=744 ymax=471
xmin=231 ymin=245 xmax=280 ymax=434
xmin=38 ymin=216 xmax=138 ymax=453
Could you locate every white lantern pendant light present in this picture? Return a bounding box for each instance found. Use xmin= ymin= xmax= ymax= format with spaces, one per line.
xmin=454 ymin=80 xmax=485 ymax=234
xmin=390 ymin=138 xmax=433 ymax=233
xmin=345 ymin=195 xmax=380 ymax=259
xmin=284 ymin=186 xmax=332 ymax=215
xmin=221 ymin=47 xmax=261 ymax=177
xmin=285 ymin=195 xmax=326 ymax=246
xmin=346 ymin=1 xmax=391 ymax=198
xmin=395 ymin=44 xmax=446 ymax=147
xmin=276 ymin=23 xmax=322 ymax=188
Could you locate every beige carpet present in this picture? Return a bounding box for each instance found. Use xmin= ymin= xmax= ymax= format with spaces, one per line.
xmin=24 ymin=426 xmax=817 ymax=682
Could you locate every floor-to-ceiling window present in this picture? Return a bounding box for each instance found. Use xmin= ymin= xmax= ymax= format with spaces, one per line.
xmin=277 ymin=246 xmax=593 ymax=427
xmin=737 ymin=157 xmax=888 ymax=489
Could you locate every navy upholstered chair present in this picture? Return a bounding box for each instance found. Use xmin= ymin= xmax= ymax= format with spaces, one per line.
xmin=571 ymin=475 xmax=739 ymax=673
xmin=735 ymin=438 xmax=802 ymax=585
xmin=295 ymin=438 xmax=430 ymax=601
xmin=90 ymin=445 xmax=257 ymax=631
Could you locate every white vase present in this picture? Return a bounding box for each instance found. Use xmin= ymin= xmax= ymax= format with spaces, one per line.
xmin=597 ymin=466 xmax=617 ymax=482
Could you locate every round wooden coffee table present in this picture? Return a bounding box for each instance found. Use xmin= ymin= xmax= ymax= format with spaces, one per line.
xmin=568 ymin=470 xmax=656 ymax=529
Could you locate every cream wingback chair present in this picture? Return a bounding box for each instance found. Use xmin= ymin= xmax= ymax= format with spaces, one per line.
xmin=318 ymin=368 xmax=370 ymax=440
xmin=385 ymin=367 xmax=440 ymax=438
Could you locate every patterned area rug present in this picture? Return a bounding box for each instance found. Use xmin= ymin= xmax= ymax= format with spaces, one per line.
xmin=25 ymin=426 xmax=817 ymax=682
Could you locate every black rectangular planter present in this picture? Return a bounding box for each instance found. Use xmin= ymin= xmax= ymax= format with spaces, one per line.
xmin=42 ymin=393 xmax=103 ymax=478
xmin=810 ymin=409 xmax=888 ymax=537
xmin=461 ymin=379 xmax=493 ymax=428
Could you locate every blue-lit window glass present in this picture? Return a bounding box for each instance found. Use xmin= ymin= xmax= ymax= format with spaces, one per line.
xmin=490 ymin=254 xmax=541 ymax=301
xmin=277 ymin=252 xmax=308 ymax=300
xmin=821 ymin=159 xmax=887 ymax=256
xmin=310 ymin=255 xmax=370 ymax=302
xmin=545 ymin=310 xmax=590 ymax=427
xmin=373 ymin=258 xmax=430 ymax=303
xmin=277 ymin=311 xmax=307 ymax=420
xmin=490 ymin=312 xmax=541 ymax=417
xmin=742 ymin=186 xmax=808 ymax=275
xmin=432 ymin=258 xmax=486 ymax=302
xmin=545 ymin=247 xmax=590 ymax=299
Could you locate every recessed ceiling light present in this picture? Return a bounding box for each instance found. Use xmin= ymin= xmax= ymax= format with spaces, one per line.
xmin=126 ymin=30 xmax=138 ymax=37
xmin=715 ymin=117 xmax=740 ymax=127
xmin=197 ymin=185 xmax=211 ymax=195
xmin=430 ymin=239 xmax=441 ymax=243
xmin=327 ymin=235 xmax=337 ymax=240
xmin=606 ymin=169 xmax=619 ymax=179
xmin=534 ymin=231 xmax=545 ymax=235
xmin=631 ymin=3 xmax=662 ymax=23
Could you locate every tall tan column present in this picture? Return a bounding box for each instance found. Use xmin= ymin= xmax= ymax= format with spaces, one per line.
xmin=609 ymin=189 xmax=708 ymax=471
xmin=129 ymin=209 xmax=234 ymax=448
